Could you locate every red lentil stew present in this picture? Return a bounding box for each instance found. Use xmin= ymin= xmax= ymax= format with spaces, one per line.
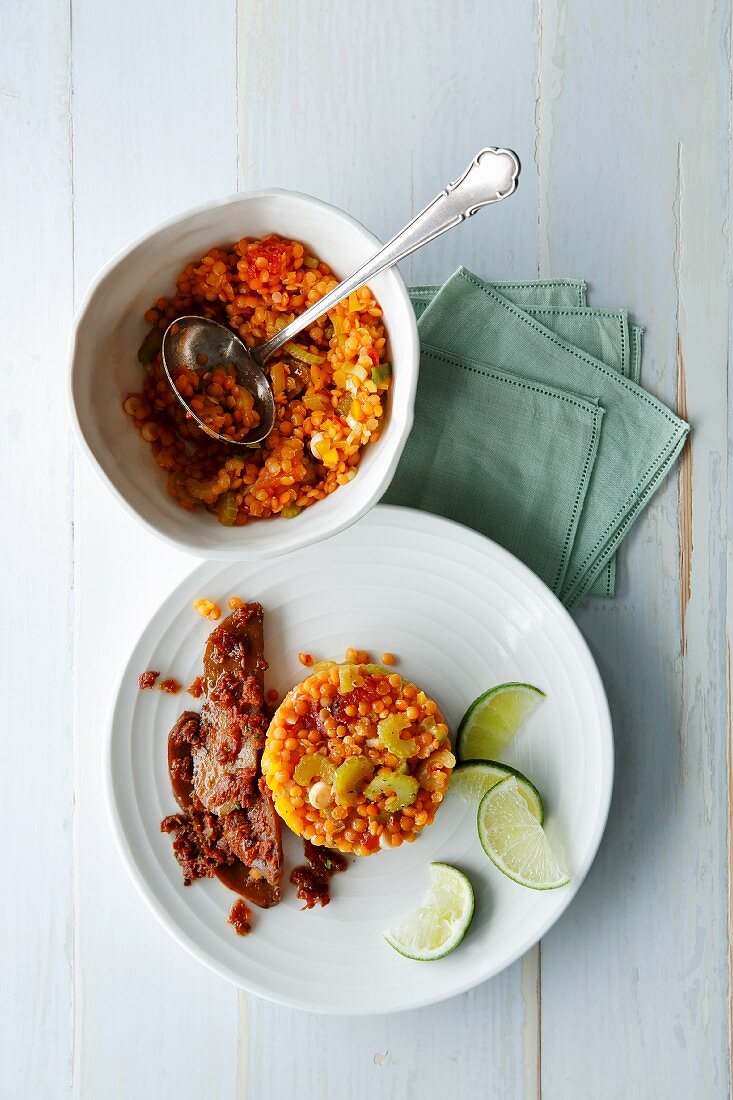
xmin=124 ymin=234 xmax=391 ymax=525
xmin=262 ymin=662 xmax=455 ymax=856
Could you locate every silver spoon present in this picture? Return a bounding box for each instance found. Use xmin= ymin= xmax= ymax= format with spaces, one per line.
xmin=162 ymin=147 xmax=520 ymax=447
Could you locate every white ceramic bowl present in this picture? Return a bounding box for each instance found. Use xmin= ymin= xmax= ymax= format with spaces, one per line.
xmin=68 ymin=189 xmax=419 ymax=559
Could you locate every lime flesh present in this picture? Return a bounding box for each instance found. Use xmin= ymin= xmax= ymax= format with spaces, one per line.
xmin=457 ymin=683 xmax=545 ymax=762
xmin=477 ymin=777 xmax=570 ymax=890
xmin=383 ymin=863 xmax=475 ymax=961
xmin=450 ymin=760 xmax=544 ymax=823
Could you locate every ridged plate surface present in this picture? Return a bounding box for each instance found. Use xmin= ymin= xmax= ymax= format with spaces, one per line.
xmin=106 ymin=506 xmax=613 ymax=1014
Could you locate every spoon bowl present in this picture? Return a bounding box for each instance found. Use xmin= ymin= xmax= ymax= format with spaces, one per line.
xmin=162 ymin=315 xmax=276 ymax=446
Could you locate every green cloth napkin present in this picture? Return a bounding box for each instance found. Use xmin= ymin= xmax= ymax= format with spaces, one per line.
xmin=408 ymin=285 xmax=644 ymax=596
xmin=385 ymin=268 xmax=689 ymax=608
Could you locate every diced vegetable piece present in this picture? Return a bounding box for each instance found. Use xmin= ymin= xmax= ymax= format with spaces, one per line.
xmin=303 ymin=394 xmax=328 ymax=412
xmin=371 ymin=363 xmax=392 ymax=386
xmin=331 ymin=314 xmax=347 ymax=349
xmin=338 ymin=663 xmax=363 ymax=693
xmin=348 ymin=291 xmax=360 ymax=313
xmin=216 ymin=491 xmax=237 ymax=526
xmin=365 ymin=771 xmax=419 ymax=812
xmin=377 ymin=714 xmax=418 ymax=759
xmin=270 ymin=360 xmax=286 ymax=395
xmin=334 ymin=756 xmax=374 ymax=807
xmin=363 ymin=663 xmax=392 ymax=677
xmin=433 ymin=723 xmax=449 ymax=743
xmin=137 ymin=326 xmax=163 ymax=364
xmin=293 ymin=753 xmax=336 ymax=787
xmin=304 ymin=255 xmax=319 ymax=268
xmin=281 ymin=504 xmax=302 ymax=519
xmin=415 ymin=750 xmax=456 ymax=791
xmin=275 ymin=795 xmax=303 ymax=835
xmin=283 ymin=342 xmax=326 ymax=366
xmin=311 ymin=659 xmax=337 ymax=673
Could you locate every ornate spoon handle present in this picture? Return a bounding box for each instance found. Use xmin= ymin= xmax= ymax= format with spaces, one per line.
xmin=253 ymin=147 xmax=520 ymax=365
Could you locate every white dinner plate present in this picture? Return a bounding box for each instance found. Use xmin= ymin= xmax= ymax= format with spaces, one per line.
xmin=106 ymin=505 xmax=613 ymax=1014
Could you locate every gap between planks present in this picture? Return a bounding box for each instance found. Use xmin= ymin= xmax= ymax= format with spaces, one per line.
xmin=676 ymin=336 xmax=693 ymax=656
xmin=727 ymin=641 xmax=732 ymax=1089
xmin=238 ymin=991 xmax=249 ymax=1097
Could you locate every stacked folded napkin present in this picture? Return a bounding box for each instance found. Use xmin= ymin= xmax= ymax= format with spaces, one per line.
xmin=383 ymin=269 xmax=689 ymax=607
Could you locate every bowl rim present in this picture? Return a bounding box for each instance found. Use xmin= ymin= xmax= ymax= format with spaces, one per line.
xmin=66 ymin=187 xmax=420 ymax=560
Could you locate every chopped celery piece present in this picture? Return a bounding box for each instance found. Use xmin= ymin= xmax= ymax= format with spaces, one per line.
xmin=362 ymin=663 xmax=392 ymax=677
xmin=422 ymin=714 xmax=436 ymax=732
xmin=334 ymin=756 xmax=374 ymax=807
xmin=304 ymin=255 xmax=319 ymax=268
xmin=281 ymin=504 xmax=302 ymax=519
xmin=293 ymin=753 xmax=336 ymax=787
xmin=338 ymin=663 xmax=363 ymax=693
xmin=371 ymin=362 xmax=392 ymax=386
xmin=377 ymin=714 xmax=418 ymax=759
xmin=365 ymin=771 xmax=419 ymax=812
xmin=311 ymin=659 xmax=337 ymax=673
xmin=137 ymin=326 xmax=163 ymax=364
xmin=216 ymin=491 xmax=237 ymax=526
xmin=284 ymin=342 xmax=326 ymax=366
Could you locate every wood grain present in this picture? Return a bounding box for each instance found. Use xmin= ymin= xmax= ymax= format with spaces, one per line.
xmin=237 ymin=3 xmax=542 ymax=1096
xmin=70 ymin=3 xmax=240 ymax=1097
xmin=676 ymin=339 xmax=692 ymax=655
xmin=536 ymin=2 xmax=731 ymax=1096
xmin=2 ymin=0 xmax=729 ymax=1096
xmin=1 ymin=4 xmax=74 ymax=1096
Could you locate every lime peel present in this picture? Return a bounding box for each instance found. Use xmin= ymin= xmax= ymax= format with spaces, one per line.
xmin=383 ymin=862 xmax=475 ymax=961
xmin=477 ymin=777 xmax=569 ymax=890
xmin=450 ymin=759 xmax=544 ymax=823
xmin=457 ymin=682 xmax=545 ymax=762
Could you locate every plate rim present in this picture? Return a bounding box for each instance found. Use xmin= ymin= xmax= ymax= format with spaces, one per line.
xmin=104 ymin=504 xmax=614 ymax=1015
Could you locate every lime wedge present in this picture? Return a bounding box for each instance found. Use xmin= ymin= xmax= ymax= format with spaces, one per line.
xmin=477 ymin=777 xmax=569 ymax=890
xmin=450 ymin=760 xmax=544 ymax=823
xmin=456 ymin=682 xmax=545 ymax=762
xmin=383 ymin=862 xmax=475 ymax=961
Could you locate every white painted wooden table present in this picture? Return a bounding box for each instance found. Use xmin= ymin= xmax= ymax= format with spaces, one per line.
xmin=3 ymin=2 xmax=730 ymax=1096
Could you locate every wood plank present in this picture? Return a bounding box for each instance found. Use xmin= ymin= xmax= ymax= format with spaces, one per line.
xmin=237 ymin=3 xmax=541 ymax=1095
xmin=70 ymin=3 xmax=240 ymax=1096
xmin=0 ymin=4 xmax=74 ymax=1096
xmin=245 ymin=954 xmax=538 ymax=1100
xmin=536 ymin=2 xmax=731 ymax=1096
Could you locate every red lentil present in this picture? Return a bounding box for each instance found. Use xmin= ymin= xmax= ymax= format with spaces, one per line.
xmin=124 ymin=235 xmax=390 ymax=524
xmin=262 ymin=664 xmax=453 ymax=856
xmin=193 ymin=598 xmax=221 ymax=621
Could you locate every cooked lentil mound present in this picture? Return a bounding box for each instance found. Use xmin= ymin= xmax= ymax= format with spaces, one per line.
xmin=123 ymin=235 xmax=391 ymax=524
xmin=262 ymin=663 xmax=455 ymax=856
